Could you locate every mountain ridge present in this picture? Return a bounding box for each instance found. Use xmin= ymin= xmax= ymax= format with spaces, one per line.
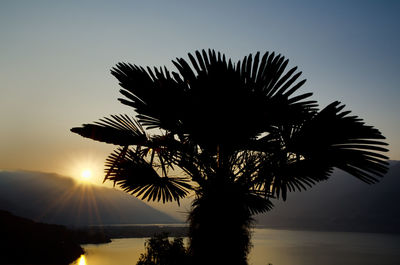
xmin=0 ymin=170 xmax=178 ymax=226
xmin=1 ymin=161 xmax=399 ymax=233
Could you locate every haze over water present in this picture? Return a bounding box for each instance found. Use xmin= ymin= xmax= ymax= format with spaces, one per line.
xmin=72 ymin=228 xmax=400 ymax=265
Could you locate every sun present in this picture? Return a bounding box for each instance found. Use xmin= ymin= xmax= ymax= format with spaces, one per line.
xmin=80 ymin=169 xmax=92 ymax=180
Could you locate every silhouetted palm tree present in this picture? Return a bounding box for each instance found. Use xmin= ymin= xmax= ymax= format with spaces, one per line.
xmin=71 ymin=50 xmax=388 ymax=265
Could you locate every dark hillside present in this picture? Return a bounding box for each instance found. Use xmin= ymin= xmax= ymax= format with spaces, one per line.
xmin=0 ymin=210 xmax=110 ymax=264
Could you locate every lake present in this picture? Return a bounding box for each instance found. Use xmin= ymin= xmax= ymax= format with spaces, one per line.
xmin=71 ymin=228 xmax=400 ymax=265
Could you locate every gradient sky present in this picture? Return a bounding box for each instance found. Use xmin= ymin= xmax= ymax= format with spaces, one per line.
xmin=1 ymin=0 xmax=399 ymax=187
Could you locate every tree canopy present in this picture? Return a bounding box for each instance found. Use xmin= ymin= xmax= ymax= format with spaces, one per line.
xmin=71 ymin=49 xmax=388 ymax=210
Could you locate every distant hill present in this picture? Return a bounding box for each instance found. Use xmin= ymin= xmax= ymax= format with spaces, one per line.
xmin=256 ymin=161 xmax=400 ymax=233
xmin=1 ymin=161 xmax=399 ymax=233
xmin=0 ymin=171 xmax=178 ymax=226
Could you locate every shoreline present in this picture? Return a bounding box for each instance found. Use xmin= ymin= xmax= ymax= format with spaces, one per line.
xmin=78 ymin=224 xmax=399 ymax=241
xmin=82 ymin=225 xmax=189 ymax=239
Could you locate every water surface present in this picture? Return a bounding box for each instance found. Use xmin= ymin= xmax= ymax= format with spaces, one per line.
xmin=71 ymin=229 xmax=400 ymax=265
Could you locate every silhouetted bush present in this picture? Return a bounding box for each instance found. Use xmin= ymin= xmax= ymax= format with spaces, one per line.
xmin=137 ymin=233 xmax=191 ymax=265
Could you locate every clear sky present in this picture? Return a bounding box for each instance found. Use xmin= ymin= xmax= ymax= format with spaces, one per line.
xmin=1 ymin=0 xmax=399 ymax=186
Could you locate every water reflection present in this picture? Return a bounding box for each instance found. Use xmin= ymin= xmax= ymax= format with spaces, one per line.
xmin=70 ymin=238 xmax=147 ymax=265
xmin=72 ymin=255 xmax=86 ymax=265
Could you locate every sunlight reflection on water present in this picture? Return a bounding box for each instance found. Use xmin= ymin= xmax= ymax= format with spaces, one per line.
xmin=71 ymin=238 xmax=147 ymax=265
xmin=70 ymin=255 xmax=86 ymax=265
xmin=78 ymin=255 xmax=86 ymax=265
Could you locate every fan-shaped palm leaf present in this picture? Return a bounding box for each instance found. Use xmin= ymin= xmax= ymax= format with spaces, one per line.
xmin=71 ymin=114 xmax=147 ymax=145
xmin=290 ymin=101 xmax=388 ymax=181
xmin=111 ymin=63 xmax=186 ymax=131
xmin=259 ymin=101 xmax=388 ymax=200
xmin=105 ymin=148 xmax=193 ymax=205
xmin=244 ymin=191 xmax=274 ymax=215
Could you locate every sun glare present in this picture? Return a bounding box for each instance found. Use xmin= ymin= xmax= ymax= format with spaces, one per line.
xmin=81 ymin=169 xmax=92 ymax=180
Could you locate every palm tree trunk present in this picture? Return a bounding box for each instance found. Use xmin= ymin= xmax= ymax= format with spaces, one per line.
xmin=188 ymin=179 xmax=253 ymax=265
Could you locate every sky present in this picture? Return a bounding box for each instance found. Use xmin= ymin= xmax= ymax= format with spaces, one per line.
xmin=1 ymin=0 xmax=399 ymax=189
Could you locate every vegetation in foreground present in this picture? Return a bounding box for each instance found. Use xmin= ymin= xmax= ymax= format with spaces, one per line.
xmin=72 ymin=49 xmax=388 ymax=265
xmin=137 ymin=233 xmax=190 ymax=265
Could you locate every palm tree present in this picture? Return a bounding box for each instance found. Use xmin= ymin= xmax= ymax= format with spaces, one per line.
xmin=71 ymin=50 xmax=388 ymax=265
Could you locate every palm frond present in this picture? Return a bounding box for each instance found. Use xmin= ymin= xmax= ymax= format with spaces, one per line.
xmin=105 ymin=148 xmax=193 ymax=205
xmin=253 ymin=101 xmax=388 ymax=201
xmin=111 ymin=50 xmax=317 ymax=147
xmin=259 ymin=158 xmax=333 ymax=200
xmin=245 ymin=192 xmax=274 ymax=214
xmin=289 ymin=101 xmax=388 ymax=184
xmin=111 ymin=63 xmax=186 ymax=131
xmin=172 ymin=50 xmax=315 ymax=149
xmin=71 ymin=114 xmax=147 ymax=145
